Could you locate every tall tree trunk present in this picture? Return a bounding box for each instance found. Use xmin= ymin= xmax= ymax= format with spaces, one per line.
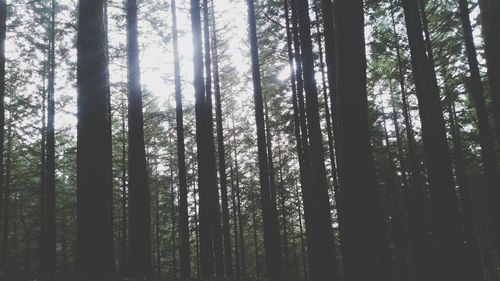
xmin=41 ymin=1 xmax=57 ymax=278
xmin=313 ymin=0 xmax=339 ymax=194
xmin=39 ymin=48 xmax=48 ymax=278
xmin=401 ymin=1 xmax=468 ymax=280
xmin=448 ymin=103 xmax=485 ymax=281
xmin=389 ymin=4 xmax=434 ymax=280
xmin=126 ymin=0 xmax=151 ymax=277
xmin=246 ymin=0 xmax=284 ymax=279
xmin=334 ymin=1 xmax=392 ymax=280
xmin=210 ymin=0 xmax=233 ymax=276
xmin=294 ymin=183 xmax=308 ymax=281
xmin=264 ymin=98 xmax=278 ymax=210
xmin=478 ymin=0 xmax=500 ymax=148
xmin=171 ymin=0 xmax=190 ymax=278
xmin=76 ymin=0 xmax=114 ymax=277
xmin=190 ymin=0 xmax=214 ymax=277
xmin=201 ymin=1 xmax=225 ymax=277
xmin=251 ymin=195 xmax=261 ymax=279
xmin=459 ymin=0 xmax=500 ymax=264
xmin=0 ymin=0 xmax=6 ymax=254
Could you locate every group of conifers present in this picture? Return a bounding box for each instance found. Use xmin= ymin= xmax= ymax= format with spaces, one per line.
xmin=0 ymin=0 xmax=499 ymax=280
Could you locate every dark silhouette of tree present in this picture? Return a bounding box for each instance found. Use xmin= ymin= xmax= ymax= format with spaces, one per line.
xmin=171 ymin=0 xmax=190 ymax=278
xmin=246 ymin=0 xmax=284 ymax=279
xmin=76 ymin=0 xmax=114 ymax=277
xmin=401 ymin=1 xmax=468 ymax=280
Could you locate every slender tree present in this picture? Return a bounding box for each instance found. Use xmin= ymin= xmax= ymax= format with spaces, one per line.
xmin=295 ymin=0 xmax=341 ymax=279
xmin=246 ymin=0 xmax=284 ymax=279
xmin=171 ymin=0 xmax=190 ymax=278
xmin=335 ymin=1 xmax=391 ymax=280
xmin=201 ymin=0 xmax=224 ymax=276
xmin=190 ymin=0 xmax=215 ymax=276
xmin=40 ymin=0 xmax=56 ymax=278
xmin=210 ymin=0 xmax=233 ymax=276
xmin=76 ymin=0 xmax=114 ymax=277
xmin=459 ymin=0 xmax=500 ymax=263
xmin=0 ymin=0 xmax=6 ymax=263
xmin=126 ymin=0 xmax=151 ymax=277
xmin=478 ymin=0 xmax=500 ymax=147
xmin=401 ymin=1 xmax=468 ymax=280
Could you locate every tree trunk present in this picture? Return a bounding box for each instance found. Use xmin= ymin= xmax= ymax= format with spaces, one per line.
xmin=171 ymin=0 xmax=190 ymax=278
xmin=76 ymin=0 xmax=114 ymax=277
xmin=210 ymin=0 xmax=233 ymax=276
xmin=0 ymin=0 xmax=6 ymax=253
xmin=459 ymin=0 xmax=500 ymax=265
xmin=478 ymin=0 xmax=500 ymax=148
xmin=126 ymin=0 xmax=151 ymax=277
xmin=201 ymin=1 xmax=225 ymax=277
xmin=389 ymin=4 xmax=435 ymax=280
xmin=190 ymin=0 xmax=215 ymax=276
xmin=41 ymin=1 xmax=57 ymax=278
xmin=401 ymin=1 xmax=468 ymax=280
xmin=334 ymin=1 xmax=392 ymax=280
xmin=246 ymin=0 xmax=284 ymax=279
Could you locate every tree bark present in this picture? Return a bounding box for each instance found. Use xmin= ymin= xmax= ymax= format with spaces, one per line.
xmin=171 ymin=0 xmax=190 ymax=278
xmin=210 ymin=0 xmax=233 ymax=276
xmin=76 ymin=0 xmax=114 ymax=277
xmin=478 ymin=0 xmax=500 ymax=148
xmin=246 ymin=0 xmax=284 ymax=279
xmin=190 ymin=0 xmax=215 ymax=277
xmin=334 ymin=1 xmax=392 ymax=280
xmin=459 ymin=0 xmax=500 ymax=265
xmin=401 ymin=1 xmax=468 ymax=280
xmin=126 ymin=0 xmax=151 ymax=277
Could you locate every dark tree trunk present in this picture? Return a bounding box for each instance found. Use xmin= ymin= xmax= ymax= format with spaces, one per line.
xmin=389 ymin=4 xmax=435 ymax=280
xmin=0 ymin=0 xmax=5 ymax=253
xmin=210 ymin=0 xmax=233 ymax=277
xmin=478 ymin=0 xmax=500 ymax=148
xmin=447 ymin=103 xmax=485 ymax=281
xmin=313 ymin=0 xmax=339 ymax=194
xmin=39 ymin=48 xmax=48 ymax=277
xmin=401 ymin=1 xmax=468 ymax=280
xmin=334 ymin=1 xmax=392 ymax=281
xmin=126 ymin=0 xmax=151 ymax=277
xmin=171 ymin=0 xmax=190 ymax=278
xmin=41 ymin=0 xmax=57 ymax=278
xmin=201 ymin=1 xmax=225 ymax=277
xmin=190 ymin=0 xmax=214 ymax=277
xmin=76 ymin=0 xmax=114 ymax=277
xmin=246 ymin=0 xmax=284 ymax=279
xmin=251 ymin=195 xmax=261 ymax=279
xmin=459 ymin=0 xmax=500 ymax=264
